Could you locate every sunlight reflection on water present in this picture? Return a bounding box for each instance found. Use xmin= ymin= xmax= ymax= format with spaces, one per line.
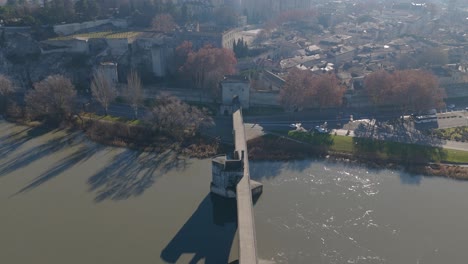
xmin=252 ymin=160 xmax=468 ymax=264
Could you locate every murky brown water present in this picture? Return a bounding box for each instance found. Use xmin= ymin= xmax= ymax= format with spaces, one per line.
xmin=1 ymin=121 xmax=468 ymax=264
xmin=251 ymin=162 xmax=468 ymax=264
xmin=0 ymin=121 xmax=238 ymax=264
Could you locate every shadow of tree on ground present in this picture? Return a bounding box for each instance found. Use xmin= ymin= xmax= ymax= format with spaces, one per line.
xmin=161 ymin=194 xmax=237 ymax=264
xmin=13 ymin=141 xmax=105 ymax=195
xmin=0 ymin=125 xmax=55 ymax=163
xmin=354 ymin=120 xmax=445 ymax=146
xmin=0 ymin=129 xmax=81 ymax=177
xmin=10 ymin=132 xmax=190 ymax=200
xmin=352 ymin=136 xmax=448 ymax=165
xmin=87 ymin=149 xmax=188 ymax=202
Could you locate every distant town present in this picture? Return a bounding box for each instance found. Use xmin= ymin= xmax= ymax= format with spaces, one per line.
xmin=1 ymin=0 xmax=467 ymax=109
xmin=0 ymin=0 xmax=468 ymax=168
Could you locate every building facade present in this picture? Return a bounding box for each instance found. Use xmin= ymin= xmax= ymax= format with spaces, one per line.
xmin=220 ymin=75 xmax=250 ymax=114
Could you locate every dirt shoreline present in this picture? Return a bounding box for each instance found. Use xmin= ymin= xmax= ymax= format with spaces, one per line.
xmin=4 ymin=117 xmax=467 ymax=180
xmin=4 ymin=116 xmax=224 ymax=159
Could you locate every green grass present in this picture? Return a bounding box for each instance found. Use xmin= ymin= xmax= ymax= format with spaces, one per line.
xmin=287 ymin=132 xmax=468 ymax=164
xmin=444 ymin=149 xmax=468 ymax=163
xmin=329 ymin=135 xmax=354 ymax=153
xmin=49 ymin=31 xmax=142 ymax=41
xmin=432 ymin=126 xmax=468 ymax=142
xmin=81 ymin=113 xmax=143 ymax=125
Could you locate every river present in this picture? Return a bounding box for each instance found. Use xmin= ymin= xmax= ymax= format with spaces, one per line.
xmin=1 ymin=121 xmax=468 ymax=264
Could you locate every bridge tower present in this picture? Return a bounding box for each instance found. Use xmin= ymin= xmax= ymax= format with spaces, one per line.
xmin=210 ymin=152 xmax=244 ymax=198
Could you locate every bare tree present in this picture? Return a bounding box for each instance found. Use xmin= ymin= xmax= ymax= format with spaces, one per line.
xmin=279 ymin=69 xmax=345 ymax=111
xmin=145 ymin=93 xmax=213 ymax=140
xmin=0 ymin=74 xmax=14 ymax=114
xmin=364 ymin=69 xmax=445 ymax=112
xmin=91 ymin=70 xmax=117 ymax=116
xmin=25 ymin=75 xmax=77 ymax=122
xmin=151 ymin=13 xmax=176 ymax=33
xmin=180 ymin=45 xmax=237 ymax=97
xmin=0 ymin=74 xmax=13 ymax=96
xmin=124 ymin=70 xmax=143 ymax=119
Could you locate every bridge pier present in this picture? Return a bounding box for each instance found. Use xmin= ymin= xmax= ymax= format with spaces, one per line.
xmin=210 ymin=154 xmax=242 ymax=198
xmin=211 ymin=153 xmax=263 ymax=199
xmin=250 ymin=180 xmax=263 ymax=197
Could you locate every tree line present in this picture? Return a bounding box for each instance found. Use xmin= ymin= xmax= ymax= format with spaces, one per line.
xmin=279 ymin=68 xmax=445 ymax=113
xmin=364 ymin=69 xmax=445 ymax=112
xmin=0 ymin=71 xmax=212 ymax=141
xmin=0 ymin=0 xmax=179 ymax=26
xmin=0 ymin=0 xmax=241 ymax=28
xmin=279 ymin=69 xmax=346 ymax=111
xmin=175 ymin=41 xmax=237 ymax=98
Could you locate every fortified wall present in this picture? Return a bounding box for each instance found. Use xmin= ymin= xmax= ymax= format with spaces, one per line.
xmin=53 ymin=19 xmax=128 ymax=36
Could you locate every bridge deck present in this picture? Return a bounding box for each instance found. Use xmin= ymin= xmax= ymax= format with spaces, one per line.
xmin=233 ymin=109 xmax=258 ymax=264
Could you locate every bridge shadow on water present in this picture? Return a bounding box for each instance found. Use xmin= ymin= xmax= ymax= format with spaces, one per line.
xmin=161 ymin=193 xmax=238 ymax=264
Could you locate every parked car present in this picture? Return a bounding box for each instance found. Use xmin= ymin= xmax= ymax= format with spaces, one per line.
xmin=314 ymin=125 xmax=328 ymax=134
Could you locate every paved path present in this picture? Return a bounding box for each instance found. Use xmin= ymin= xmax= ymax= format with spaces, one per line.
xmin=233 ymin=110 xmax=258 ymax=264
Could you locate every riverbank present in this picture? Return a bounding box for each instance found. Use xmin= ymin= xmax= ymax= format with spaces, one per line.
xmin=4 ymin=114 xmax=223 ymax=159
xmin=247 ymin=134 xmax=468 ymax=180
xmin=4 ymin=115 xmax=467 ymax=179
xmin=80 ymin=115 xmax=229 ymax=158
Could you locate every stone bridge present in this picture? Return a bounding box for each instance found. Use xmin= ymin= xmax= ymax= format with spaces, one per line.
xmin=211 ymin=107 xmax=263 ymax=264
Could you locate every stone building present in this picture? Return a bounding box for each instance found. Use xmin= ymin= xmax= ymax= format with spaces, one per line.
xmin=180 ymin=26 xmax=239 ymax=50
xmin=40 ymin=38 xmax=89 ymax=54
xmin=220 ymin=75 xmax=250 ymax=115
xmin=98 ymin=62 xmax=118 ymax=84
xmin=257 ymin=70 xmax=285 ymax=92
xmin=328 ymin=45 xmax=356 ymax=65
xmin=135 ymin=32 xmax=175 ymax=78
xmin=53 ymin=19 xmax=128 ymax=36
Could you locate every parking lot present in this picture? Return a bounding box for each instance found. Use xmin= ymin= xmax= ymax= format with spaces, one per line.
xmin=436 ymin=111 xmax=468 ymax=129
